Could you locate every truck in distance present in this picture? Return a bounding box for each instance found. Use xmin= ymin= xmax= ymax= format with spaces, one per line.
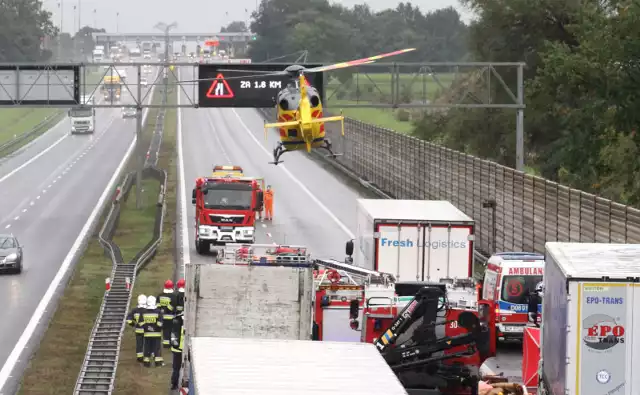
xmin=350 ymin=199 xmax=475 ymax=282
xmin=68 ymin=95 xmax=95 ymax=134
xmin=191 ymin=165 xmax=264 ymax=253
xmin=101 ymin=75 xmax=121 ymax=101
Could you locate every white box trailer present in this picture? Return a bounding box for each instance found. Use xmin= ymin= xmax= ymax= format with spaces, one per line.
xmin=541 ymin=242 xmax=640 ymax=395
xmin=187 ymin=337 xmax=408 ymax=395
xmin=183 ymin=244 xmax=314 ymax=340
xmin=354 ymin=199 xmax=475 ymax=282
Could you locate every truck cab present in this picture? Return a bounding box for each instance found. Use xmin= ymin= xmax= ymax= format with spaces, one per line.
xmin=481 ymin=252 xmax=544 ymax=341
xmin=191 ymin=166 xmax=264 ymax=253
xmin=68 ymin=95 xmax=95 ymax=134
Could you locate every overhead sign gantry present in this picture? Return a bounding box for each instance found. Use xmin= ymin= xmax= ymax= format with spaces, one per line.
xmin=0 ymin=65 xmax=80 ymax=105
xmin=197 ymin=63 xmax=324 ymax=108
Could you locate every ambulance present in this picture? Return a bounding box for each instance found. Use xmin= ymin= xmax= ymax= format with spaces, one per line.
xmin=481 ymin=252 xmax=544 ymax=341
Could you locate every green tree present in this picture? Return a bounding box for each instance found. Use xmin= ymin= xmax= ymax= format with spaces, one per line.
xmin=74 ymin=26 xmax=105 ymax=59
xmin=221 ymin=21 xmax=248 ymax=33
xmin=0 ymin=0 xmax=57 ymax=61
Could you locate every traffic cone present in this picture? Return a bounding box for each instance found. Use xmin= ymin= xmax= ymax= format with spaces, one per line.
xmin=105 ymin=277 xmax=111 ymax=291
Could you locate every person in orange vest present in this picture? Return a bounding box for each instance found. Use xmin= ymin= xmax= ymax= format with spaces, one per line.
xmin=264 ymin=185 xmax=274 ymax=221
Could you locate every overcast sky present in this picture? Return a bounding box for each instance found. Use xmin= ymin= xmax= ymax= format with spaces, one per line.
xmin=42 ymin=0 xmax=473 ymax=35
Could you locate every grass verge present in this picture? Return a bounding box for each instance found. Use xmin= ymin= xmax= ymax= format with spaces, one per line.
xmin=17 ymin=79 xmax=169 ymax=394
xmin=112 ymin=77 xmax=178 ymax=394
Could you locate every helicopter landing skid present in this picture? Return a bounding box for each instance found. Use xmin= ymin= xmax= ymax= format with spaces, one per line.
xmin=270 ymin=144 xmax=286 ymax=165
xmin=320 ymin=139 xmax=342 ymax=159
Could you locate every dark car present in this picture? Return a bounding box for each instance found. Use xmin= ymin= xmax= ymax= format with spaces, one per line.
xmin=0 ymin=234 xmax=23 ymax=273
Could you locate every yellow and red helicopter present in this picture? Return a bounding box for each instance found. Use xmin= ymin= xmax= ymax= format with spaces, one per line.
xmin=218 ymin=48 xmax=415 ymax=164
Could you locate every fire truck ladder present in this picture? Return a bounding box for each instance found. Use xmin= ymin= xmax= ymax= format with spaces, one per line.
xmin=313 ymin=258 xmax=394 ymax=284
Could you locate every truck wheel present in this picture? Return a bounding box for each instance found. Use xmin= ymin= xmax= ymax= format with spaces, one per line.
xmin=195 ymin=240 xmax=208 ymax=255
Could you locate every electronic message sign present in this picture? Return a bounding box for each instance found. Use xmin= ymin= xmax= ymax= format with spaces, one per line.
xmin=198 ymin=63 xmax=323 ymax=108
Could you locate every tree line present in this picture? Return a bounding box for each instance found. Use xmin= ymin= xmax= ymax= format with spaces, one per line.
xmin=249 ymin=0 xmax=640 ymax=205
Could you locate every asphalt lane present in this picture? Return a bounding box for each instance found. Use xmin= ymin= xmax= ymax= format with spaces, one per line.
xmin=0 ymin=66 xmax=154 ymax=394
xmin=179 ymin=65 xmax=377 ymax=269
xmin=177 ymin=66 xmax=524 ymax=382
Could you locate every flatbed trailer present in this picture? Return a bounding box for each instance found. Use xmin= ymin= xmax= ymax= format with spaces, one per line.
xmin=187 ymin=337 xmax=408 ymax=395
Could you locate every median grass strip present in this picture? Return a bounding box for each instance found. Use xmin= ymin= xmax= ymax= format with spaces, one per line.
xmin=17 ymin=84 xmax=166 ymax=394
xmin=113 ymin=87 xmax=178 ymax=395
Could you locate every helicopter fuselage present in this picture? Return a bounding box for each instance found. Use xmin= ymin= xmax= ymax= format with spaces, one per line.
xmin=274 ymin=83 xmax=326 ymax=150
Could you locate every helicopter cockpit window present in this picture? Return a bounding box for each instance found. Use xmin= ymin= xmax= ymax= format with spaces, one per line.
xmin=309 ymin=95 xmax=320 ymax=107
xmin=279 ymin=99 xmax=290 ymax=111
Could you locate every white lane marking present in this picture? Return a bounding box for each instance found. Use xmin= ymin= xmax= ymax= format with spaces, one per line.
xmin=205 ymin=111 xmax=232 ymax=164
xmin=4 ymin=225 xmax=10 ymax=229
xmin=231 ymin=109 xmax=355 ymax=239
xmin=0 ymin=133 xmax=68 ymax=184
xmin=0 ymin=70 xmax=157 ymax=391
xmin=177 ymin=68 xmax=191 ymax=277
xmin=30 ymin=202 xmax=34 ymax=206
xmin=13 ymin=217 xmax=19 ymax=221
xmin=36 ymin=196 xmax=40 ymax=199
xmin=21 ymin=209 xmax=26 ymax=213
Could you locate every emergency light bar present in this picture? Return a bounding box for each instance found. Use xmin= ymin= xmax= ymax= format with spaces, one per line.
xmin=213 ymin=165 xmax=243 ymax=172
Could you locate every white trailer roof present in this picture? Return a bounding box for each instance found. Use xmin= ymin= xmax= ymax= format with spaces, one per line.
xmin=358 ymin=199 xmax=473 ymax=223
xmin=546 ymin=242 xmax=640 ymax=279
xmin=190 ymin=337 xmax=408 ymax=395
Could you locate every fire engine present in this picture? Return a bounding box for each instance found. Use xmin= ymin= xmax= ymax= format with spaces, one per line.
xmin=311 ymin=242 xmax=499 ymax=394
xmin=191 ymin=166 xmax=264 ymax=254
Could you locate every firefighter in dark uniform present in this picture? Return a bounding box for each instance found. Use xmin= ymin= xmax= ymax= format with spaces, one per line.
xmin=142 ymin=295 xmax=164 ymax=367
xmin=175 ymin=278 xmax=185 ymax=314
xmin=157 ymin=279 xmax=176 ymax=348
xmin=170 ymin=312 xmax=185 ymax=390
xmin=126 ymin=294 xmax=147 ymax=362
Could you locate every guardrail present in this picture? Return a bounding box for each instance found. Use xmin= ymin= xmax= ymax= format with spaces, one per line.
xmin=73 ymin=88 xmax=169 ymax=395
xmin=259 ymin=109 xmax=640 ymax=261
xmin=0 ymin=112 xmax=64 ymax=158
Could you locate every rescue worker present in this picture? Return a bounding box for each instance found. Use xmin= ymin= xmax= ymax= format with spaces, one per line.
xmin=157 ymin=279 xmax=176 ymax=348
xmin=125 ymin=294 xmax=147 ymax=362
xmin=170 ymin=312 xmax=185 ymax=390
xmin=175 ymin=278 xmax=185 ymax=315
xmin=142 ymin=295 xmax=164 ymax=367
xmin=264 ymin=185 xmax=274 ymax=221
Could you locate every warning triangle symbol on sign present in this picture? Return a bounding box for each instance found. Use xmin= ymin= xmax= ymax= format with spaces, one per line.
xmin=206 ymin=73 xmax=234 ymax=98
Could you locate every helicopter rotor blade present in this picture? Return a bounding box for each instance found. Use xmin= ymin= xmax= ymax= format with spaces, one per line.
xmin=303 ymin=48 xmax=416 ymax=74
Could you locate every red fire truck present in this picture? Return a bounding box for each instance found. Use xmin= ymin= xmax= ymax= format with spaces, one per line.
xmin=191 ymin=165 xmax=264 ymax=254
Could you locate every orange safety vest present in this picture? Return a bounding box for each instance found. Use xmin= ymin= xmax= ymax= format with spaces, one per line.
xmin=264 ymin=190 xmax=274 ymax=203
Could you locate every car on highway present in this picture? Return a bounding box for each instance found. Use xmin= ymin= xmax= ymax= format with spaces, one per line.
xmin=0 ymin=234 xmax=23 ymax=273
xmin=122 ymin=107 xmax=137 ymax=119
xmin=140 ymin=78 xmax=148 ymax=88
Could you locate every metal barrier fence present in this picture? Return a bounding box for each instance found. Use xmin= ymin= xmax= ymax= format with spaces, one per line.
xmin=262 ymin=108 xmax=640 ymax=257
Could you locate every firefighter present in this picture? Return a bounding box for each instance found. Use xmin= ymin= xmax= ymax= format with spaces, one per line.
xmin=170 ymin=312 xmax=185 ymax=390
xmin=142 ymin=295 xmax=164 ymax=367
xmin=175 ymin=278 xmax=185 ymax=315
xmin=125 ymin=294 xmax=147 ymax=362
xmin=157 ymin=279 xmax=176 ymax=348
xmin=264 ymin=185 xmax=274 ymax=221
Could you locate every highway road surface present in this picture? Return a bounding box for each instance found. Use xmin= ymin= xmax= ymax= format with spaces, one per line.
xmin=0 ymin=66 xmax=156 ymax=394
xmin=176 ymin=65 xmax=524 ymax=382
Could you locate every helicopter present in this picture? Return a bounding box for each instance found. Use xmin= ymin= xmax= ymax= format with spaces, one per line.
xmin=217 ymin=48 xmax=416 ymax=165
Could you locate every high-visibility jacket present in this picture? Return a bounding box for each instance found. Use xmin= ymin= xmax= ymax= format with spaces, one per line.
xmin=157 ymin=292 xmax=176 ymax=320
xmin=175 ymin=291 xmax=185 ymax=314
xmin=126 ymin=306 xmax=146 ymax=334
xmin=264 ymin=190 xmax=274 ymax=203
xmin=142 ymin=308 xmax=164 ymax=337
xmin=171 ymin=315 xmax=185 ymax=353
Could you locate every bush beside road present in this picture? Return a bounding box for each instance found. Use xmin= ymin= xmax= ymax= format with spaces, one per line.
xmin=17 ymin=80 xmax=167 ymax=394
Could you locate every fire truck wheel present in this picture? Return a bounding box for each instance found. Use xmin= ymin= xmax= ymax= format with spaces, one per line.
xmin=195 ymin=239 xmax=209 ymax=254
